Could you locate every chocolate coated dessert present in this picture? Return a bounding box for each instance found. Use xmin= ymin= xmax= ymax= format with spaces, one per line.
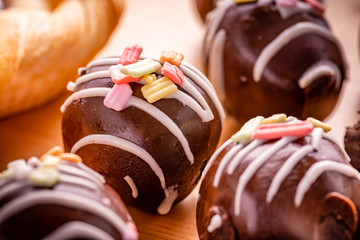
xmin=196 ymin=0 xmax=217 ymax=21
xmin=197 ymin=114 xmax=360 ymax=240
xmin=203 ymin=0 xmax=346 ymax=124
xmin=0 ymin=147 xmax=138 ymax=240
xmin=345 ymin=120 xmax=360 ymax=171
xmin=62 ymin=45 xmax=224 ymax=214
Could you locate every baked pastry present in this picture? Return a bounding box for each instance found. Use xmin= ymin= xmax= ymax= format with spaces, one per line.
xmin=345 ymin=120 xmax=360 ymax=171
xmin=197 ymin=114 xmax=360 ymax=240
xmin=203 ymin=0 xmax=346 ymax=124
xmin=62 ymin=45 xmax=224 ymax=214
xmin=0 ymin=147 xmax=138 ymax=240
xmin=0 ymin=0 xmax=124 ymax=118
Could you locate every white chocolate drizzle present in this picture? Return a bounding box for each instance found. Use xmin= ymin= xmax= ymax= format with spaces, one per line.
xmin=298 ymin=60 xmax=341 ymax=90
xmin=67 ymin=70 xmax=110 ymax=92
xmin=61 ymin=87 xmax=194 ymax=164
xmin=253 ymin=22 xmax=340 ymax=82
xmin=266 ymin=144 xmax=314 ymax=203
xmin=208 ymin=29 xmax=227 ymax=102
xmin=207 ymin=214 xmax=223 ymax=233
xmin=43 ymin=221 xmax=115 ymax=240
xmin=157 ymin=185 xmax=179 ymax=215
xmin=70 ymin=134 xmax=168 ymax=195
xmin=0 ymin=190 xmax=136 ymax=239
xmin=294 ymin=161 xmax=360 ymax=207
xmin=234 ymin=136 xmax=297 ymax=215
xmin=211 ymin=117 xmax=359 ymax=218
xmin=202 ymin=139 xmax=232 ymax=178
xmin=277 ymin=1 xmax=315 ymax=19
xmin=124 ymin=175 xmax=138 ymax=199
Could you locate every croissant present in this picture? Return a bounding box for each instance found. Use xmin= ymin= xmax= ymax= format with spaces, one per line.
xmin=0 ymin=0 xmax=124 ymax=118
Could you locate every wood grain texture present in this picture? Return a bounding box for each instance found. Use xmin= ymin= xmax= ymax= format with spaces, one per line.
xmin=0 ymin=0 xmax=359 ymax=239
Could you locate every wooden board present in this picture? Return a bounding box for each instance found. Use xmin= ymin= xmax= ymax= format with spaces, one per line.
xmin=0 ymin=0 xmax=359 ymax=239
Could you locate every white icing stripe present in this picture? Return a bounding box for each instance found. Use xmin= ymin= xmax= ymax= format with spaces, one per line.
xmin=253 ymin=22 xmax=341 ymax=82
xmin=202 ymin=139 xmax=232 ymax=178
xmin=298 ymin=60 xmax=341 ymax=90
xmin=86 ymin=58 xmax=119 ymax=69
xmin=67 ymin=70 xmax=110 ymax=92
xmin=277 ymin=1 xmax=315 ymax=19
xmin=311 ymin=127 xmax=324 ymax=151
xmin=61 ymin=87 xmax=194 ymax=164
xmin=60 ymin=87 xmax=111 ymax=112
xmin=207 ymin=214 xmax=223 ymax=233
xmin=0 ymin=190 xmax=135 ymax=238
xmin=234 ymin=136 xmax=297 ymax=216
xmin=180 ymin=65 xmax=225 ymax=124
xmin=59 ymin=175 xmax=97 ymax=191
xmin=204 ymin=0 xmax=234 ymax=56
xmin=227 ymin=139 xmax=266 ymax=175
xmin=164 ymin=90 xmax=213 ymax=122
xmin=67 ymin=55 xmax=224 ymax=124
xmin=0 ymin=181 xmax=29 ymax=200
xmin=70 ymin=134 xmax=167 ymax=193
xmin=213 ymin=143 xmax=244 ymax=187
xmin=208 ymin=29 xmax=226 ymax=102
xmin=126 ymin=95 xmax=194 ymax=164
xmin=266 ymin=145 xmax=314 ymax=203
xmin=58 ymin=164 xmax=104 ymax=187
xmin=157 ymin=185 xmax=178 ymax=215
xmin=124 ymin=175 xmax=138 ymax=198
xmin=43 ymin=221 xmax=116 ymax=240
xmin=76 ymin=162 xmax=106 ymax=184
xmin=294 ymin=161 xmax=360 ymax=207
xmin=323 ymin=133 xmax=351 ymax=162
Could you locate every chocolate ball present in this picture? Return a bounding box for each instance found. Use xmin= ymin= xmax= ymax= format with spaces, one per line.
xmin=203 ymin=0 xmax=346 ymax=124
xmin=0 ymin=149 xmax=138 ymax=240
xmin=197 ymin=115 xmax=360 ymax=240
xmin=62 ymin=48 xmax=224 ymax=214
xmin=345 ymin=120 xmax=360 ymax=171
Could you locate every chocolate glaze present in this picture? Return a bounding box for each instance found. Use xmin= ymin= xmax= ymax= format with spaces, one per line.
xmin=0 ymin=157 xmax=138 ymax=240
xmin=203 ymin=0 xmax=346 ymax=124
xmin=62 ymin=58 xmax=222 ymax=214
xmin=345 ymin=120 xmax=360 ymax=171
xmin=197 ymin=123 xmax=360 ymax=239
xmin=196 ymin=0 xmax=217 ymax=21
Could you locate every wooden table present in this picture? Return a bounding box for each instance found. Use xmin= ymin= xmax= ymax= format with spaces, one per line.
xmin=0 ymin=0 xmax=359 ymax=239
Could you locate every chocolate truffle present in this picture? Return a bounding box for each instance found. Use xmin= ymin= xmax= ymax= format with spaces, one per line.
xmin=203 ymin=0 xmax=346 ymax=124
xmin=0 ymin=147 xmax=138 ymax=240
xmin=195 ymin=0 xmax=217 ymax=21
xmin=345 ymin=120 xmax=360 ymax=171
xmin=62 ymin=45 xmax=224 ymax=214
xmin=197 ymin=114 xmax=360 ymax=240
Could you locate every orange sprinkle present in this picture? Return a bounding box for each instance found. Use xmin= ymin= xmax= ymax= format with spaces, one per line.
xmin=160 ymin=50 xmax=184 ymax=67
xmin=60 ymin=153 xmax=82 ymax=163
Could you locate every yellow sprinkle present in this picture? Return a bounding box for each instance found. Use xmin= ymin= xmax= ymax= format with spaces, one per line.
xmin=60 ymin=153 xmax=82 ymax=163
xmin=306 ymin=117 xmax=331 ymax=132
xmin=143 ymin=74 xmax=157 ymax=84
xmin=141 ymin=77 xmax=178 ymax=103
xmin=28 ymin=167 xmax=60 ymax=188
xmin=262 ymin=113 xmax=287 ymax=124
xmin=42 ymin=146 xmax=63 ymax=158
xmin=41 ymin=155 xmax=61 ymax=167
xmin=234 ymin=0 xmax=256 ymax=3
xmin=0 ymin=169 xmax=14 ymax=180
xmin=231 ymin=116 xmax=264 ymax=143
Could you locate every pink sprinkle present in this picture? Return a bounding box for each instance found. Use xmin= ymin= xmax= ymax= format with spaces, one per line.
xmin=302 ymin=0 xmax=324 ymax=13
xmin=276 ymin=0 xmax=298 ymax=7
xmin=253 ymin=121 xmax=314 ymax=140
xmin=118 ymin=44 xmax=143 ymax=65
xmin=109 ymin=65 xmax=141 ymax=85
xmin=161 ymin=62 xmax=184 ymax=85
xmin=104 ymin=83 xmax=133 ymax=112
